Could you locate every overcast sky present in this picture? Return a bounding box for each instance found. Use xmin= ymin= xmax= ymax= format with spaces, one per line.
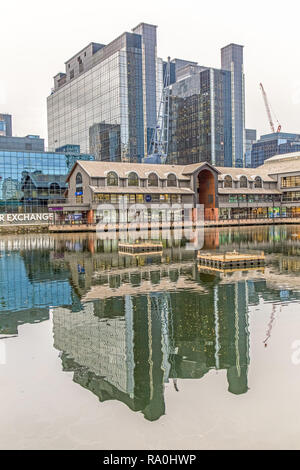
xmin=1 ymin=0 xmax=300 ymax=145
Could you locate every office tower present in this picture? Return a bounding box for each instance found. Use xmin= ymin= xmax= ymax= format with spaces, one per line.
xmin=0 ymin=134 xmax=44 ymax=152
xmin=0 ymin=114 xmax=12 ymax=137
xmin=251 ymin=132 xmax=300 ymax=167
xmin=47 ymin=23 xmax=162 ymax=163
xmin=132 ymin=23 xmax=159 ymax=155
xmin=245 ymin=129 xmax=257 ymax=167
xmin=221 ymin=44 xmax=245 ymax=167
xmin=168 ymin=67 xmax=232 ymax=166
xmin=171 ymin=59 xmax=198 ymax=78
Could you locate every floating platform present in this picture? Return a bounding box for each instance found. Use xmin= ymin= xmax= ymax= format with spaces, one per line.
xmin=118 ymin=241 xmax=163 ymax=256
xmin=198 ymin=266 xmax=265 ymax=277
xmin=197 ymin=250 xmax=265 ymax=270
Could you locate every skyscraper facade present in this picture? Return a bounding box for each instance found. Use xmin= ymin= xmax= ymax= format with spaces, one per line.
xmin=132 ymin=23 xmax=159 ymax=155
xmin=47 ymin=24 xmax=162 ymax=163
xmin=168 ymin=67 xmax=232 ymax=166
xmin=221 ymin=44 xmax=245 ymax=168
xmin=245 ymin=129 xmax=257 ymax=167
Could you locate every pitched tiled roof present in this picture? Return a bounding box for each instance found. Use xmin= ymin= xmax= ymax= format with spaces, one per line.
xmin=90 ymin=186 xmax=195 ymax=195
xmin=67 ymin=160 xmax=217 ymax=182
xmin=263 ymin=151 xmax=300 ymax=164
xmin=218 ymin=188 xmax=282 ymax=195
xmin=73 ymin=161 xmax=189 ymax=180
xmin=216 ymin=167 xmax=276 ymax=182
xmin=258 ymin=155 xmax=300 ymax=175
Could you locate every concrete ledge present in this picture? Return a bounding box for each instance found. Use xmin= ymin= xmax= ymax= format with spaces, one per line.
xmin=204 ymin=217 xmax=300 ymax=227
xmin=48 ymin=218 xmax=300 ymax=232
xmin=0 ymin=225 xmax=49 ymax=234
xmin=2 ymin=217 xmax=300 ymax=234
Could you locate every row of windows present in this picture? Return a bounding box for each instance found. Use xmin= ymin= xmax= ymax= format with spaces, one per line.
xmin=282 ymin=192 xmax=300 ymax=201
xmin=223 ymin=175 xmax=263 ymax=189
xmin=281 ymin=176 xmax=300 ymax=188
xmin=78 ymin=171 xmax=178 ymax=188
xmin=224 ymin=194 xmax=281 ymax=203
xmin=92 ymin=193 xmax=182 ymax=204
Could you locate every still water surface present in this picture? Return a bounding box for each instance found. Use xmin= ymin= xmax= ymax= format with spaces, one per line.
xmin=1 ymin=225 xmax=300 ymax=449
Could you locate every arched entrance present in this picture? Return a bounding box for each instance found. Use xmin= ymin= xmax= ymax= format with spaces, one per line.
xmin=197 ymin=169 xmax=218 ymax=221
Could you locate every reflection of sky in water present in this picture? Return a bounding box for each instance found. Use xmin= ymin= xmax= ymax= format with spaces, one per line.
xmin=0 ymin=226 xmax=300 ymax=429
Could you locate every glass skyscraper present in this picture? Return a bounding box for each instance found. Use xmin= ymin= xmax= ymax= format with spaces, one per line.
xmin=221 ymin=44 xmax=245 ymax=168
xmin=245 ymin=128 xmax=257 ymax=167
xmin=168 ymin=67 xmax=232 ymax=166
xmin=47 ymin=24 xmax=162 ymax=163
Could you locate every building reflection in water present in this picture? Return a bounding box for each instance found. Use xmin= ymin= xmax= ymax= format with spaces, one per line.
xmin=52 ymin=265 xmax=252 ymax=421
xmin=1 ymin=227 xmax=300 ymax=419
xmin=0 ymin=242 xmax=74 ymax=334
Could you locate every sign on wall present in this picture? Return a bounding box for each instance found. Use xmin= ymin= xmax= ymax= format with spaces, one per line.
xmin=0 ymin=213 xmax=54 ymax=225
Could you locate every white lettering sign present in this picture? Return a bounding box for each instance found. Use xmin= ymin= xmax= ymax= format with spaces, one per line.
xmin=0 ymin=213 xmax=54 ymax=225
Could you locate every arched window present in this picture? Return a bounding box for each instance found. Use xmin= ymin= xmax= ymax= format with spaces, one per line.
xmin=107 ymin=171 xmax=118 ymax=186
xmin=76 ymin=172 xmax=82 ymax=185
xmin=148 ymin=173 xmax=158 ymax=187
xmin=254 ymin=176 xmax=262 ymax=188
xmin=49 ymin=183 xmax=60 ymax=195
xmin=128 ymin=172 xmax=139 ymax=187
xmin=167 ymin=174 xmax=177 ymax=187
xmin=240 ymin=176 xmax=248 ymax=188
xmin=224 ymin=175 xmax=233 ymax=188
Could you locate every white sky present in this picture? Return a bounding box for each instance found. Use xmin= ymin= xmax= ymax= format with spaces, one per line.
xmin=1 ymin=0 xmax=300 ymax=145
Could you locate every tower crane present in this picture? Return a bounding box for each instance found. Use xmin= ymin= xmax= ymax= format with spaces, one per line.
xmin=259 ymin=83 xmax=282 ymax=133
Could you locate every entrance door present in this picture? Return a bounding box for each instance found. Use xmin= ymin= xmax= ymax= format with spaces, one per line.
xmin=197 ymin=169 xmax=218 ymax=221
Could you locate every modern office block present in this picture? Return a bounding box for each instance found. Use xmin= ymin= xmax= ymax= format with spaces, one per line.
xmin=221 ymin=44 xmax=245 ymax=167
xmin=251 ymin=132 xmax=300 ymax=168
xmin=47 ymin=23 xmax=162 ymax=163
xmin=0 ymin=134 xmax=44 ymax=152
xmin=245 ymin=129 xmax=257 ymax=167
xmin=168 ymin=67 xmax=232 ymax=166
xmin=132 ymin=23 xmax=158 ymax=155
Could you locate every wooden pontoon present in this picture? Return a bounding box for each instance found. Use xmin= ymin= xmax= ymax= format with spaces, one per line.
xmin=197 ymin=250 xmax=265 ymax=270
xmin=118 ymin=241 xmax=163 ymax=256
